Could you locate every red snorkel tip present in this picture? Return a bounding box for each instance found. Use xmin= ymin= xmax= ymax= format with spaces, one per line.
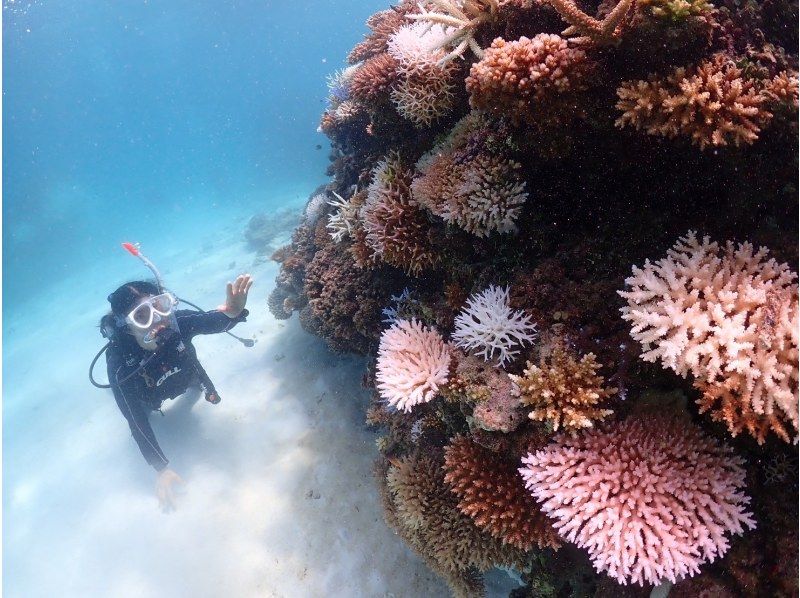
xmin=122 ymin=242 xmax=140 ymax=256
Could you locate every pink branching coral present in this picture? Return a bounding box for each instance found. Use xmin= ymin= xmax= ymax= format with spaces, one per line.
xmin=519 ymin=414 xmax=757 ymax=586
xmin=466 ymin=35 xmax=591 ymax=121
xmin=387 ymin=23 xmax=460 ymax=126
xmin=615 ymin=55 xmax=773 ymax=149
xmin=348 ymin=53 xmax=400 ymax=103
xmin=619 ymin=231 xmax=799 ymax=444
xmin=412 ymin=114 xmax=529 ymax=236
xmin=348 ymin=2 xmax=419 ymax=64
xmin=452 ymin=285 xmax=537 ymax=368
xmin=360 ymin=155 xmax=438 ymax=275
xmin=376 ymin=319 xmax=452 ymax=412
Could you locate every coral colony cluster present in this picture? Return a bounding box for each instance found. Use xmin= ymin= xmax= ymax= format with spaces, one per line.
xmin=269 ymin=0 xmax=798 ymax=594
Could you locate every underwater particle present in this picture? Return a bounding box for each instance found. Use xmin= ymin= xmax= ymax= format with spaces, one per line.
xmin=619 ymin=231 xmax=799 ymax=444
xmin=510 ymin=338 xmax=615 ymax=432
xmin=452 ymin=285 xmax=537 ymax=368
xmin=360 ymin=155 xmax=438 ymax=275
xmin=615 ymin=54 xmax=773 ymax=149
xmin=466 ymin=35 xmax=591 ymax=121
xmin=375 ymin=319 xmax=451 ymax=413
xmin=519 ymin=414 xmax=757 ymax=586
xmin=443 ymin=435 xmax=562 ymax=551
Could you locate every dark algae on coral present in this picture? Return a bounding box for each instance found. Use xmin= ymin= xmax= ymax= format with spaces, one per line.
xmin=270 ymin=0 xmax=798 ymax=595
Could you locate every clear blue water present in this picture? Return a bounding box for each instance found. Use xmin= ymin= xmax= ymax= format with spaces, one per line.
xmin=4 ymin=0 xmax=381 ymax=318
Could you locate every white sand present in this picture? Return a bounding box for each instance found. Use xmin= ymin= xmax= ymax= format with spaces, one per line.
xmin=3 ymin=208 xmax=519 ymax=597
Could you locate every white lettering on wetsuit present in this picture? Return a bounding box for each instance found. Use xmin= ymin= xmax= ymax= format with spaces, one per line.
xmin=156 ymin=366 xmax=181 ymax=387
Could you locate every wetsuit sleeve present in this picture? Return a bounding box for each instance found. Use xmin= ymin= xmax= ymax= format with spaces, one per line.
xmin=108 ymin=358 xmax=170 ymax=472
xmin=176 ymin=309 xmax=248 ymax=340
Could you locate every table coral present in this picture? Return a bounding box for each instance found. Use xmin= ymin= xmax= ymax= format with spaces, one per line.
xmin=510 ymin=337 xmax=615 ymax=432
xmin=619 ymin=231 xmax=799 ymax=443
xmin=519 ymin=414 xmax=757 ymax=586
xmin=443 ymin=435 xmax=561 ymax=551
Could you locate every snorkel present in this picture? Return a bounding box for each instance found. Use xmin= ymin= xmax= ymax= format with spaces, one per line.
xmin=122 ymin=242 xmax=165 ymax=292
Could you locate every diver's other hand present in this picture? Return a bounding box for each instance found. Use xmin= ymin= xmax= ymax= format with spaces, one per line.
xmin=156 ymin=468 xmax=185 ymax=512
xmin=218 ymin=273 xmax=253 ymax=318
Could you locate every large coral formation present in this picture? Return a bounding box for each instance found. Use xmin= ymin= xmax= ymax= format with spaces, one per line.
xmin=268 ymin=0 xmax=798 ymax=592
xmin=520 ymin=414 xmax=757 ymax=586
xmin=616 ymin=55 xmax=775 ymax=149
xmin=619 ymin=231 xmax=799 ymax=443
xmin=443 ymin=435 xmax=561 ymax=551
xmin=376 ymin=319 xmax=452 ymax=412
xmin=510 ymin=337 xmax=616 ymax=432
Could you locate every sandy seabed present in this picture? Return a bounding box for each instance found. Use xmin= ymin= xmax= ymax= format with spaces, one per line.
xmin=3 ymin=208 xmax=519 ymax=597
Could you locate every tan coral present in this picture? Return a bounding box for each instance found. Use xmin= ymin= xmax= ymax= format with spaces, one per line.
xmin=443 ymin=436 xmax=562 ymax=551
xmin=616 ymin=54 xmax=773 ymax=149
xmin=546 ymin=0 xmax=635 ymax=45
xmin=510 ymin=338 xmax=615 ymax=432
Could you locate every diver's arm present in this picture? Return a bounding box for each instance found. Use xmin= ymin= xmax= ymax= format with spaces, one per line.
xmin=176 ymin=308 xmax=248 ymax=338
xmin=109 ymin=368 xmax=170 ymax=471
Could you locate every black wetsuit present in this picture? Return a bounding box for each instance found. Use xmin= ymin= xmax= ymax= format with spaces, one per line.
xmin=106 ymin=309 xmax=246 ymax=471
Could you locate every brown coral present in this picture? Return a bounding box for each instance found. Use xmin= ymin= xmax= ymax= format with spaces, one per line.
xmin=510 ymin=338 xmax=616 ymax=432
xmin=347 ymin=3 xmax=418 ymax=64
xmin=348 ymin=53 xmax=400 ymax=103
xmin=546 ymin=0 xmax=635 ymax=45
xmin=615 ymin=54 xmax=773 ymax=149
xmin=443 ymin=436 xmax=562 ymax=551
xmin=360 ymin=155 xmax=438 ymax=275
xmin=383 ymin=453 xmax=526 ymax=596
xmin=466 ymin=35 xmax=592 ymax=124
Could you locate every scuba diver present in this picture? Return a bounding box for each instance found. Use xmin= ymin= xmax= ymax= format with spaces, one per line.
xmin=92 ymin=243 xmax=253 ymax=510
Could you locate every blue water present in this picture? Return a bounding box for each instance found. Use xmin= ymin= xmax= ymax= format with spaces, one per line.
xmin=4 ymin=0 xmax=378 ymax=318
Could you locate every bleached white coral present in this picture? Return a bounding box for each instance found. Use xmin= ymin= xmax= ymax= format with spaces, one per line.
xmin=619 ymin=231 xmax=799 ymax=443
xmin=387 ymin=22 xmax=452 ymax=71
xmin=452 ymin=285 xmax=537 ymax=368
xmin=304 ymin=193 xmax=328 ymax=225
xmin=326 ymin=191 xmax=359 ymax=243
xmin=376 ymin=319 xmax=452 ymax=412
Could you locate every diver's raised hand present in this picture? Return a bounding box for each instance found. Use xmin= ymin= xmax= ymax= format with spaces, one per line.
xmin=156 ymin=468 xmax=185 ymax=512
xmin=218 ymin=273 xmax=253 ymax=318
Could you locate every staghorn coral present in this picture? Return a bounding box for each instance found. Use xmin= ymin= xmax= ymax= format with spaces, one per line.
xmin=326 ymin=191 xmax=359 ymax=243
xmin=412 ymin=113 xmax=529 ymax=236
xmin=545 ymin=0 xmax=635 ymax=45
xmin=406 ymin=0 xmax=501 ymax=63
xmin=384 ymin=453 xmax=526 ymax=596
xmin=452 ymin=285 xmax=537 ymax=368
xmin=510 ymin=338 xmax=615 ymax=432
xmin=520 ymin=414 xmax=757 ymax=586
xmin=360 ymin=155 xmax=439 ymax=275
xmin=466 ymin=35 xmax=591 ymax=121
xmin=376 ymin=319 xmax=452 ymax=412
xmin=619 ymin=231 xmax=799 ymax=443
xmin=443 ymin=435 xmax=562 ymax=551
xmin=615 ymin=55 xmax=773 ymax=149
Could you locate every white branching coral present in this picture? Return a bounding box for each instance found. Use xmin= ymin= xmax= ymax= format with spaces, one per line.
xmin=452 ymin=285 xmax=537 ymax=368
xmin=376 ymin=319 xmax=452 ymax=412
xmin=619 ymin=231 xmax=799 ymax=444
xmin=326 ymin=191 xmax=359 ymax=243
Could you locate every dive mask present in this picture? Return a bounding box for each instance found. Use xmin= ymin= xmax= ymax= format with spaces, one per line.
xmin=126 ymin=292 xmax=178 ymax=329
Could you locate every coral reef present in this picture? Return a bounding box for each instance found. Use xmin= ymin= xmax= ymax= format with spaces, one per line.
xmin=510 ymin=337 xmax=616 ymax=432
xmin=376 ymin=319 xmax=452 ymax=412
xmin=520 ymin=414 xmax=757 ymax=586
xmin=619 ymin=231 xmax=799 ymax=443
xmin=452 ymin=285 xmax=537 ymax=368
xmin=268 ymin=0 xmax=798 ymax=591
